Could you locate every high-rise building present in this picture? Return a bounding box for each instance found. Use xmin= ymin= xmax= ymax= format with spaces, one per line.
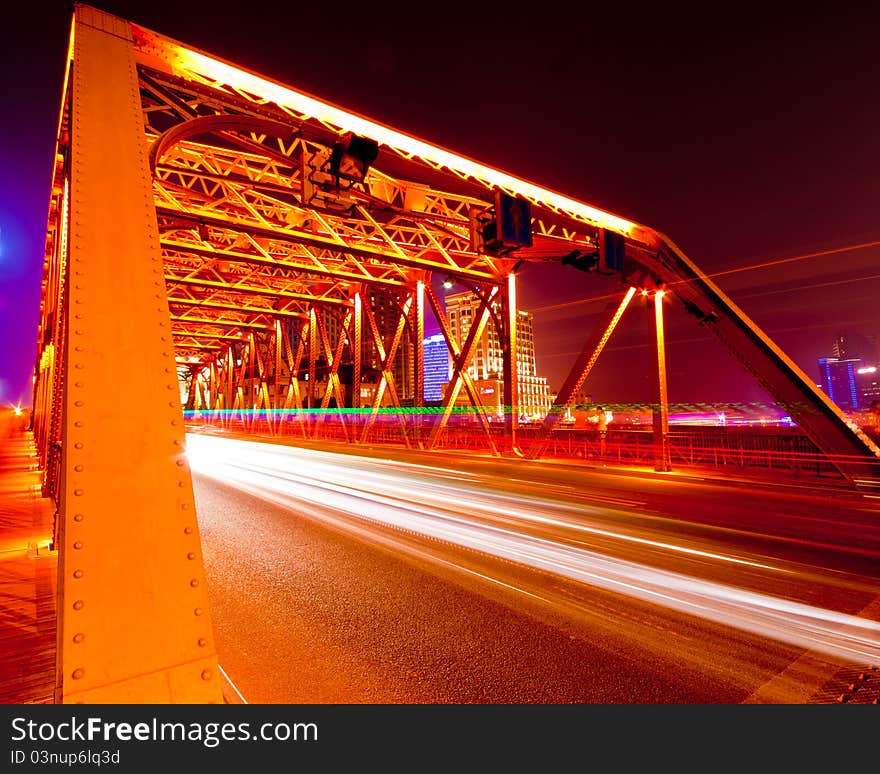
xmin=443 ymin=291 xmax=551 ymax=418
xmin=857 ymin=364 xmax=880 ymax=408
xmin=423 ymin=334 xmax=449 ymax=402
xmin=818 ymin=357 xmax=861 ymax=411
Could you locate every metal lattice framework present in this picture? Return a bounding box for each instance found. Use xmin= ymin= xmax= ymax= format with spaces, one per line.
xmin=29 ymin=4 xmax=880 ymax=704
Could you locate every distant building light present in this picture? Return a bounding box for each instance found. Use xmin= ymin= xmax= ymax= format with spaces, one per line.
xmin=857 ymin=366 xmax=877 ymax=374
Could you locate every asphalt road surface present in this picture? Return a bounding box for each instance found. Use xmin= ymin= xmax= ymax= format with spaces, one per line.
xmin=187 ymin=432 xmax=880 ymax=703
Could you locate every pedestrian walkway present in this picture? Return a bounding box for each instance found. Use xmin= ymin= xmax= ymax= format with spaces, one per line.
xmin=0 ymin=409 xmax=57 ymax=704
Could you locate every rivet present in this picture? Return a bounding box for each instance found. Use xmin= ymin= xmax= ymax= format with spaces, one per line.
xmin=72 ymin=668 xmax=85 ymax=680
xmin=187 ymin=552 xmax=196 ymax=560
xmin=197 ymin=638 xmax=207 ymax=647
xmin=171 ymin=420 xmax=178 ymax=425
xmin=74 ymin=347 xmax=84 ymax=352
xmin=177 ymin=460 xmax=185 ymax=467
xmin=73 ymin=569 xmax=84 ymax=579
xmin=74 ymin=465 xmax=84 ymax=472
xmin=181 ymin=503 xmax=189 ymax=510
xmin=184 ymin=527 xmax=193 ymax=535
xmin=73 ymin=633 xmax=85 ymax=644
xmin=201 ymin=669 xmax=211 ymax=680
xmin=194 ymin=607 xmax=203 ymax=616
xmin=74 ymin=364 xmax=84 ymax=370
xmin=73 ymin=541 xmax=83 ymax=549
xmin=173 ymin=439 xmax=182 ymax=445
xmin=74 ymin=443 xmax=83 ymax=450
xmin=75 ymin=382 xmax=84 ymax=388
xmin=73 ymin=489 xmax=84 ymax=496
xmin=190 ymin=579 xmax=199 ymax=587
xmin=74 ymin=421 xmax=83 ymax=427
xmin=72 ymin=600 xmax=84 ymax=610
xmin=74 ymin=400 xmax=84 ymax=407
xmin=73 ymin=514 xmax=84 ymax=522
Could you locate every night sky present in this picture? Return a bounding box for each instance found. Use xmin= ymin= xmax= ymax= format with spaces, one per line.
xmin=2 ymin=1 xmax=879 ymax=410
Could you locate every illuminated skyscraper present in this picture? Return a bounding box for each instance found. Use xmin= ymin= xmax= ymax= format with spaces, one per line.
xmin=444 ymin=291 xmax=551 ymax=418
xmin=818 ymin=357 xmax=861 ymax=411
xmin=857 ymin=364 xmax=880 ymax=408
xmin=423 ymin=334 xmax=449 ymax=402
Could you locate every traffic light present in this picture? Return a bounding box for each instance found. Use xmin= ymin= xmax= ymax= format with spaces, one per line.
xmin=469 ymin=191 xmax=532 ymax=255
xmin=559 ymin=229 xmax=627 ymax=274
xmin=600 ymin=229 xmax=626 ymax=273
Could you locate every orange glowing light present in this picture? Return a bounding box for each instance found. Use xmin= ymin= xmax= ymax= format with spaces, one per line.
xmin=151 ymin=37 xmax=638 ymax=237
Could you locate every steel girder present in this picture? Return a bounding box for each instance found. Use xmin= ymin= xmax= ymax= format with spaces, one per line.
xmin=31 ymin=6 xmax=223 ymax=703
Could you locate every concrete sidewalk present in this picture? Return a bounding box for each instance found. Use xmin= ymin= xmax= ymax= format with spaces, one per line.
xmin=0 ymin=410 xmax=57 ymax=704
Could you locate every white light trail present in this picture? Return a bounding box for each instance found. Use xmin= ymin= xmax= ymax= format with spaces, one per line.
xmin=187 ymin=435 xmax=880 ymax=665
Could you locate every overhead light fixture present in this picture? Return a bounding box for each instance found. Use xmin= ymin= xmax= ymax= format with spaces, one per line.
xmin=442 ymin=276 xmax=455 ymax=290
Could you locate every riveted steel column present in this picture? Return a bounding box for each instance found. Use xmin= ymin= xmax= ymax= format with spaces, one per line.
xmin=57 ymin=6 xmax=222 ymax=703
xmin=351 ymin=292 xmax=362 ymax=411
xmin=308 ymin=307 xmax=317 ymax=414
xmin=501 ymin=272 xmax=520 ymax=455
xmin=653 ymin=291 xmax=672 ymax=472
xmin=413 ymin=280 xmax=425 ymax=446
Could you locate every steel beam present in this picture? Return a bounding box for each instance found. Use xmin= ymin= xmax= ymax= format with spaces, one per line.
xmin=653 ymin=291 xmax=671 ymax=472
xmin=56 ymin=6 xmax=221 ymax=703
xmin=413 ymin=280 xmax=425 ymax=446
xmin=501 ymin=273 xmax=521 ymax=455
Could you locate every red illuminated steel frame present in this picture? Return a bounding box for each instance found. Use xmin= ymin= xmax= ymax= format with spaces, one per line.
xmin=30 ymin=3 xmax=880 ymax=703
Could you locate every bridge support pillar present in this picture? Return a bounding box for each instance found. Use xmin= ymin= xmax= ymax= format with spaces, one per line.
xmin=55 ymin=5 xmax=222 ymax=703
xmin=653 ymin=291 xmax=672 ymax=472
xmin=501 ymin=272 xmax=520 ymax=455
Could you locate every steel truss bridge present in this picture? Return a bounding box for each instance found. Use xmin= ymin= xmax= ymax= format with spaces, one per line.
xmin=29 ymin=4 xmax=880 ymax=702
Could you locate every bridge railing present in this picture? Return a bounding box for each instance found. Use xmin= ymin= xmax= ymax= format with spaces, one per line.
xmin=182 ymin=410 xmax=873 ymax=483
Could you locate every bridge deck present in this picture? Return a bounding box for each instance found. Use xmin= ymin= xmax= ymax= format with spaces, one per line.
xmin=0 ymin=413 xmax=57 ymax=704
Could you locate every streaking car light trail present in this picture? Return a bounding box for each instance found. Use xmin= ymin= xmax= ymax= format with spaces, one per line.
xmin=186 ymin=435 xmax=880 ymax=664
